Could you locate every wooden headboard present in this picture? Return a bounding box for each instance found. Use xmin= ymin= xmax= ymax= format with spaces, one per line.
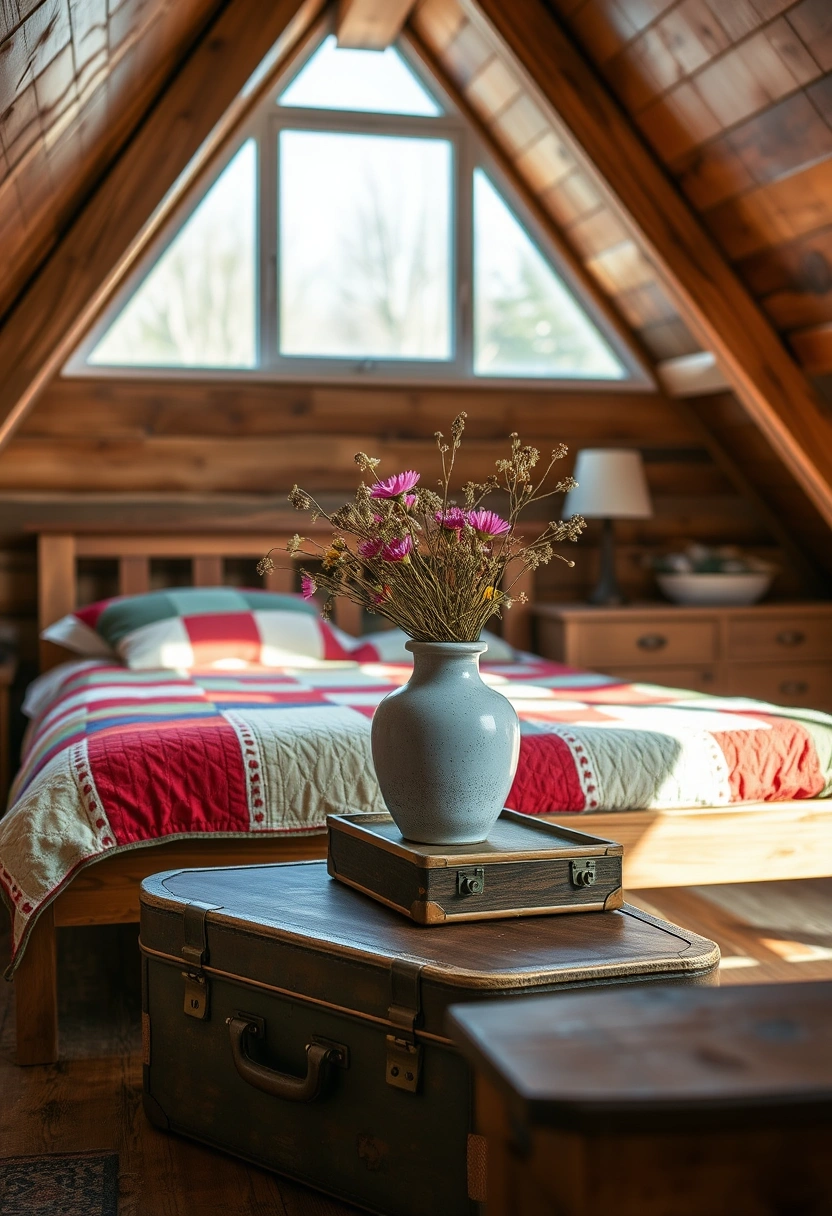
xmin=36 ymin=527 xmax=536 ymax=669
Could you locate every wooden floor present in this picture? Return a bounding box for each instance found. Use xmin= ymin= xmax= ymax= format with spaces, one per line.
xmin=2 ymin=879 xmax=832 ymax=1215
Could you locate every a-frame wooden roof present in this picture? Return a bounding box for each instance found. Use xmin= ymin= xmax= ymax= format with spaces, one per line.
xmin=1 ymin=0 xmax=831 ymax=580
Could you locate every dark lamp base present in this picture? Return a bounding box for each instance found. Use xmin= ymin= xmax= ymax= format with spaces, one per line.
xmin=588 ymin=517 xmax=626 ymax=606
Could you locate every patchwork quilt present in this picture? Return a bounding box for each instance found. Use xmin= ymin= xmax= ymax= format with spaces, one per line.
xmin=3 ymin=656 xmax=832 ymax=971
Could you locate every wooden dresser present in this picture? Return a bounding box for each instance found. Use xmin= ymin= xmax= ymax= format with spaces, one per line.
xmin=532 ymin=602 xmax=832 ymax=710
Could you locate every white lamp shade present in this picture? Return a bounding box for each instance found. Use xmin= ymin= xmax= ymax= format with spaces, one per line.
xmin=564 ymin=449 xmax=653 ymax=519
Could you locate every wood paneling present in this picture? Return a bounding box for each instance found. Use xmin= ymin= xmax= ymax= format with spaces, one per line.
xmin=336 ymin=0 xmax=416 ymax=50
xmin=545 ymin=0 xmax=832 ymax=387
xmin=0 ymin=0 xmax=225 ymax=323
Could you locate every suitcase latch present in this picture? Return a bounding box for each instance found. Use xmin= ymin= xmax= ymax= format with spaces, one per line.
xmin=387 ymin=959 xmax=423 ymax=1092
xmin=457 ymin=866 xmax=485 ymax=896
xmin=180 ymin=899 xmax=222 ymax=1021
xmin=570 ymin=859 xmax=596 ymax=888
xmin=183 ymin=971 xmax=209 ymax=1019
xmin=386 ymin=1036 xmax=422 ymax=1092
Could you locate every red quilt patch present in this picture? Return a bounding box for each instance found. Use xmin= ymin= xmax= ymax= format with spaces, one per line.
xmin=87 ymin=717 xmax=250 ymax=842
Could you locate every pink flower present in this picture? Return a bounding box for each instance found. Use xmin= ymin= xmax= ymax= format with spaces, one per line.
xmin=359 ymin=537 xmax=384 ymax=559
xmin=468 ymin=510 xmax=511 ymax=538
xmin=371 ymin=470 xmax=420 ymax=499
xmin=371 ymin=584 xmax=391 ymax=604
xmin=403 ymin=494 xmax=418 ymax=508
xmin=382 ymin=536 xmax=413 ymax=562
xmin=301 ymin=573 xmax=317 ymax=600
xmin=435 ymin=508 xmax=467 ymax=530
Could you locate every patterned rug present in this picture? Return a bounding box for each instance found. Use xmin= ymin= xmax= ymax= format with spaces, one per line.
xmin=0 ymin=1151 xmax=118 ymax=1215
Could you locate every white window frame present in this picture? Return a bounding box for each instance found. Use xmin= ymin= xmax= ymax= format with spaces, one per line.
xmin=65 ymin=32 xmax=649 ymax=389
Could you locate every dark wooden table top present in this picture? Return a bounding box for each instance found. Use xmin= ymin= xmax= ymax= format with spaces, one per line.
xmin=448 ymin=980 xmax=832 ymax=1129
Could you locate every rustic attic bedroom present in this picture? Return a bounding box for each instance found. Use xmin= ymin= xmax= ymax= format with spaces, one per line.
xmin=1 ymin=0 xmax=832 ymax=1211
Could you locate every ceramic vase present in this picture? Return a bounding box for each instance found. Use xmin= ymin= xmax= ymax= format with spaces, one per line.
xmin=370 ymin=640 xmax=521 ymax=845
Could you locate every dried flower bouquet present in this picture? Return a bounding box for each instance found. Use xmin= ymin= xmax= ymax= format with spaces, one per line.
xmin=258 ymin=413 xmax=585 ymax=643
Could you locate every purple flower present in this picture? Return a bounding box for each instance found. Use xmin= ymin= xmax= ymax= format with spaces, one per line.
xmin=468 ymin=509 xmax=511 ymax=538
xmin=358 ymin=537 xmax=384 ymax=559
xmin=371 ymin=470 xmax=420 ymax=499
xmin=435 ymin=508 xmax=467 ymax=530
xmin=382 ymin=536 xmax=413 ymax=563
xmin=301 ymin=573 xmax=317 ymax=600
xmin=403 ymin=494 xmax=418 ymax=508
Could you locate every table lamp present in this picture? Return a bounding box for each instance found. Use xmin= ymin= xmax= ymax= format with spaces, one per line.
xmin=564 ymin=449 xmax=653 ymax=605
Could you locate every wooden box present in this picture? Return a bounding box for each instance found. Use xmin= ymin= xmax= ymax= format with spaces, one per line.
xmin=326 ymin=810 xmax=623 ymax=924
xmin=449 ymin=981 xmax=832 ymax=1216
xmin=140 ymin=860 xmax=718 ymax=1216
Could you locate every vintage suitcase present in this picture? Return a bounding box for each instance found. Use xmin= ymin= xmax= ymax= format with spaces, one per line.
xmin=140 ymin=860 xmax=719 ymax=1216
xmin=327 ymin=809 xmax=624 ymax=923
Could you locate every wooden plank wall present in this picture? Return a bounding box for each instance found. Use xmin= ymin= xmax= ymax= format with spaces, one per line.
xmin=540 ymin=0 xmax=832 ymax=380
xmin=0 ymin=373 xmax=804 ymax=666
xmin=0 ymin=0 xmax=224 ymax=325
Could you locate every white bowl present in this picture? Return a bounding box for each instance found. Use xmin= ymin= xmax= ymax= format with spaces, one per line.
xmin=656 ymin=572 xmax=773 ymax=607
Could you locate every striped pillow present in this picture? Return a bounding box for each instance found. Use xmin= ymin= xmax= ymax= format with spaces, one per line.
xmin=42 ymin=587 xmax=352 ymax=670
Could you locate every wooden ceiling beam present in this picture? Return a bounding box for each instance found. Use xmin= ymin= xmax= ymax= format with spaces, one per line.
xmin=336 ymin=0 xmax=417 ymax=50
xmin=0 ymin=0 xmax=323 ymax=456
xmin=471 ymin=0 xmax=832 ymax=532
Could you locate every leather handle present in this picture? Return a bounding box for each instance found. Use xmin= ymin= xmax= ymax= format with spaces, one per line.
xmin=636 ymin=633 xmax=667 ymax=651
xmin=776 ymin=630 xmax=805 ymax=647
xmin=227 ymin=1016 xmax=333 ymax=1103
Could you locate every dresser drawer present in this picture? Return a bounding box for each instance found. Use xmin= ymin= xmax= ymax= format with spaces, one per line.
xmin=573 ymin=619 xmax=717 ymax=667
xmin=723 ymin=662 xmax=832 ymax=709
xmin=604 ymin=665 xmax=719 ymax=693
xmin=727 ymin=614 xmax=832 ymax=662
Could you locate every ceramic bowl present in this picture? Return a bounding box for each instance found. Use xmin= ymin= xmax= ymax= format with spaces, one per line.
xmin=656 ymin=571 xmax=773 ymax=607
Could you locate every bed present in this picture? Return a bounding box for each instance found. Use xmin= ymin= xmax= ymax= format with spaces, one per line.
xmin=5 ymin=527 xmax=832 ymax=1065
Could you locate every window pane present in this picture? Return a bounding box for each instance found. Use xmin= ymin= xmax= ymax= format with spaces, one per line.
xmin=278 ymin=35 xmax=441 ymax=116
xmin=279 ymin=131 xmax=452 ymax=360
xmin=473 ymin=170 xmax=624 ymax=379
xmin=89 ymin=141 xmax=257 ymax=368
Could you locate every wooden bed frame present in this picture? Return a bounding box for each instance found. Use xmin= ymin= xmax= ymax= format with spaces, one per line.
xmin=11 ymin=527 xmax=832 ymax=1065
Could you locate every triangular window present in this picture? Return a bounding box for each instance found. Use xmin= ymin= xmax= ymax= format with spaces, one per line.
xmin=473 ymin=171 xmax=623 ymax=379
xmin=278 ymin=34 xmax=442 ymax=116
xmin=74 ymin=30 xmax=639 ymax=384
xmin=89 ymin=141 xmax=257 ymax=368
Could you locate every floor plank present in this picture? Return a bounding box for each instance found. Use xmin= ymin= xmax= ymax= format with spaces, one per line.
xmin=2 ymin=881 xmax=831 ymax=1213
xmin=629 ymin=878 xmax=832 ymax=984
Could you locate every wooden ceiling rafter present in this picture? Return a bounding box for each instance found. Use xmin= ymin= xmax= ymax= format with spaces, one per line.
xmin=336 ymin=0 xmax=418 ymax=49
xmin=467 ymin=0 xmax=832 ymax=532
xmin=407 ymin=22 xmax=827 ymax=589
xmin=0 ymin=0 xmax=324 ymax=457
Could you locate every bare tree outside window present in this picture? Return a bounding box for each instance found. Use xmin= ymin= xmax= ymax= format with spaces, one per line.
xmin=473 ymin=169 xmax=623 ymax=379
xmin=279 ymin=131 xmax=452 ymax=360
xmin=89 ymin=142 xmax=257 ymax=368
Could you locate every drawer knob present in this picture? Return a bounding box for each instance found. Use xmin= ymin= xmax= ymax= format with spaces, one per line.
xmin=637 ymin=634 xmax=667 ymax=651
xmin=779 ymin=680 xmax=809 ymax=695
xmin=776 ymin=630 xmax=805 ymax=647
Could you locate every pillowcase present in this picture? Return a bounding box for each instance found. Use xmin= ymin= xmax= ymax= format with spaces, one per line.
xmin=42 ymin=587 xmax=353 ymax=670
xmin=346 ymin=627 xmax=516 ymax=663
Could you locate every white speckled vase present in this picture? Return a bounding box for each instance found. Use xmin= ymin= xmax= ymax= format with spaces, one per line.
xmin=370 ymin=640 xmax=521 ymax=845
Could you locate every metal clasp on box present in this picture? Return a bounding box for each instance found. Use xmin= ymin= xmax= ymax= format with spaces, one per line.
xmin=570 ymin=859 xmax=596 ymax=888
xmin=457 ymin=866 xmax=485 ymax=896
